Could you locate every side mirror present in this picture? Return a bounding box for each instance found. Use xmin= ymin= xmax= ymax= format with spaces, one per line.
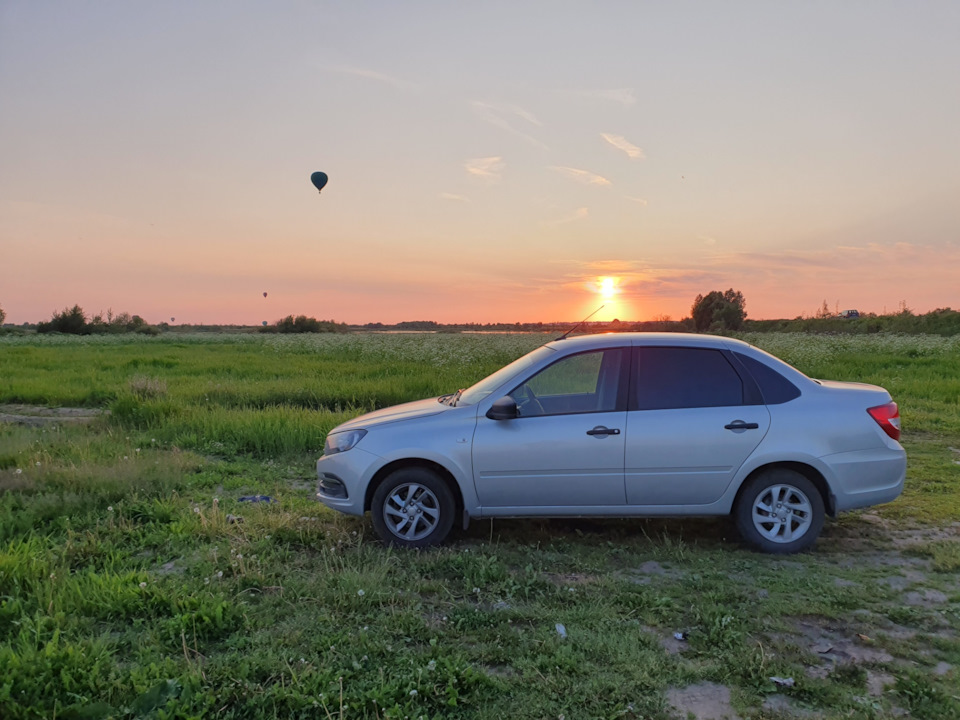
xmin=486 ymin=396 xmax=518 ymax=420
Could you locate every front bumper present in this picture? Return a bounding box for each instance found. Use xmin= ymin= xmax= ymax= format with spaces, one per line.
xmin=315 ymin=447 xmax=382 ymax=516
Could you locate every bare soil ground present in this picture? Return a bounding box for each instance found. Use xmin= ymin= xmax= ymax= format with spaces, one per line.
xmin=0 ymin=403 xmax=104 ymax=426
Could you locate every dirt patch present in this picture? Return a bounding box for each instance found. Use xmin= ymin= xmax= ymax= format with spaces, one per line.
xmin=643 ymin=626 xmax=686 ymax=656
xmin=0 ymin=404 xmax=104 ymax=426
xmin=762 ymin=694 xmax=824 ymax=718
xmin=666 ymin=682 xmax=740 ymax=720
xmin=544 ymin=572 xmax=599 ymax=586
xmin=782 ymin=618 xmax=894 ymax=666
xmin=623 ymin=560 xmax=684 ymax=585
xmin=866 ymin=670 xmax=895 ymax=697
xmin=903 ymin=588 xmax=949 ymax=607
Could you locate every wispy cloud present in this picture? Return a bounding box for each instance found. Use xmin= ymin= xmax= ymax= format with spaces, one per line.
xmin=439 ymin=192 xmax=469 ymax=202
xmin=570 ymin=88 xmax=637 ymax=106
xmin=464 ymin=157 xmax=504 ymax=181
xmin=625 ymin=196 xmax=648 ymax=205
xmin=471 ymin=101 xmax=548 ymax=149
xmin=545 ymin=207 xmax=589 ymax=225
xmin=549 ymin=166 xmax=611 ymax=186
xmin=601 ymin=133 xmax=645 ymax=160
xmin=329 ymin=65 xmax=417 ymax=90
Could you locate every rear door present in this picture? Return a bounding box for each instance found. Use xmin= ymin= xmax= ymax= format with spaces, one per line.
xmin=624 ymin=346 xmax=770 ymax=505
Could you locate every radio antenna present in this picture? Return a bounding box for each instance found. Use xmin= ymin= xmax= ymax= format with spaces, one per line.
xmin=556 ymin=305 xmax=604 ymax=341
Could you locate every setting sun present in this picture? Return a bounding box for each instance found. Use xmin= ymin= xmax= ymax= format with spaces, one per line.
xmin=599 ymin=277 xmax=617 ymax=299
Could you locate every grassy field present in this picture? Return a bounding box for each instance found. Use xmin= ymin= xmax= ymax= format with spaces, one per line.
xmin=1 ymin=332 xmax=958 ymax=719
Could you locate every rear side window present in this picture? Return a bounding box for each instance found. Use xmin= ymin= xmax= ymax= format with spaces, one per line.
xmin=733 ymin=352 xmax=801 ymax=404
xmin=634 ymin=348 xmax=744 ymax=410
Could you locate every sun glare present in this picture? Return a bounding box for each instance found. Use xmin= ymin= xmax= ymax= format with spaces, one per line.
xmin=599 ymin=276 xmax=616 ymax=299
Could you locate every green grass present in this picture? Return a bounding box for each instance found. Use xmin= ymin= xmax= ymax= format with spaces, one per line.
xmin=1 ymin=332 xmax=959 ymax=719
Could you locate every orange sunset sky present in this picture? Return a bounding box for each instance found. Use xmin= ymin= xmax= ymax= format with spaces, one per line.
xmin=1 ymin=2 xmax=958 ymax=325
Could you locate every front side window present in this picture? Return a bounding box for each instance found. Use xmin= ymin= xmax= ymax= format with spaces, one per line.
xmin=509 ymin=349 xmax=624 ymax=417
xmin=634 ymin=347 xmax=744 ymax=410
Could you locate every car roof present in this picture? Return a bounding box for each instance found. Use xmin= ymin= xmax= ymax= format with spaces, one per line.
xmin=546 ymin=332 xmax=751 ymax=352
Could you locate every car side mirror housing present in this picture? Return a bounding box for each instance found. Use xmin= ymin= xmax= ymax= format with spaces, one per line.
xmin=486 ymin=396 xmax=518 ymax=420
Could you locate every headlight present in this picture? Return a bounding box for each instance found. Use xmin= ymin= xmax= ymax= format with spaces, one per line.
xmin=323 ymin=429 xmax=367 ymax=455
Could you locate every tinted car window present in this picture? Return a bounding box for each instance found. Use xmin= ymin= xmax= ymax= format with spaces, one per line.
xmin=733 ymin=352 xmax=801 ymax=404
xmin=634 ymin=347 xmax=743 ymax=410
xmin=510 ymin=349 xmax=624 ymax=417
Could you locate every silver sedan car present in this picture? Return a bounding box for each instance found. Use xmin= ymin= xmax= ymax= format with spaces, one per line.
xmin=316 ymin=333 xmax=905 ymax=553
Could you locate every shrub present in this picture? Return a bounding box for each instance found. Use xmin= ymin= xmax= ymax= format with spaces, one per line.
xmin=262 ymin=315 xmax=348 ymax=334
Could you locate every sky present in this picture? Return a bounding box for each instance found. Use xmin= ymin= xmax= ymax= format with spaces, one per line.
xmin=1 ymin=1 xmax=958 ymax=325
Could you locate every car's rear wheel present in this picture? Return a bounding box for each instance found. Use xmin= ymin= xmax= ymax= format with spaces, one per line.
xmin=734 ymin=469 xmax=825 ymax=554
xmin=371 ymin=467 xmax=455 ymax=548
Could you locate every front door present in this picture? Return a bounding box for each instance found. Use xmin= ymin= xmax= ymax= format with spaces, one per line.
xmin=473 ymin=348 xmax=628 ymax=509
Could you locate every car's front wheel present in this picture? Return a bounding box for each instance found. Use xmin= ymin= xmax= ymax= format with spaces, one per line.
xmin=371 ymin=467 xmax=455 ymax=548
xmin=734 ymin=469 xmax=825 ymax=554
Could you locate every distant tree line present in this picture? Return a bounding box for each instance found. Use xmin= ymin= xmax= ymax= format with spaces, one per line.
xmin=36 ymin=305 xmax=159 ymax=335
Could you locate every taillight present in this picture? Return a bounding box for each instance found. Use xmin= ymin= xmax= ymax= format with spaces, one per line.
xmin=867 ymin=402 xmax=901 ymax=441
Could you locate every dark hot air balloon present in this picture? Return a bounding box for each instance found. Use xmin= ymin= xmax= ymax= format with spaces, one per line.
xmin=262 ymin=321 xmax=268 ymax=326
xmin=170 ymin=317 xmax=175 ymax=322
xmin=310 ymin=171 xmax=328 ymax=193
xmin=263 ymin=292 xmax=268 ymax=298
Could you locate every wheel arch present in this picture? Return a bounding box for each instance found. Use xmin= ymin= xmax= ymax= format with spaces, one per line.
xmin=365 ymin=458 xmax=465 ymax=521
xmin=733 ymin=461 xmax=836 ymax=517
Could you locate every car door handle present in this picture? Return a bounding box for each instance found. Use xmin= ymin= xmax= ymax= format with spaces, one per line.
xmin=586 ymin=426 xmax=620 ymax=436
xmin=724 ymin=421 xmax=759 ymax=430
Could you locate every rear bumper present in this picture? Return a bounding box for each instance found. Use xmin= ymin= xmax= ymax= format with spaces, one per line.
xmin=821 ymin=446 xmax=906 ymax=512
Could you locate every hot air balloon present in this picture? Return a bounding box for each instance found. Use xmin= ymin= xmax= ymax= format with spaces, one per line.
xmin=262 ymin=321 xmax=268 ymax=326
xmin=263 ymin=292 xmax=268 ymax=298
xmin=310 ymin=171 xmax=328 ymax=193
xmin=170 ymin=317 xmax=175 ymax=322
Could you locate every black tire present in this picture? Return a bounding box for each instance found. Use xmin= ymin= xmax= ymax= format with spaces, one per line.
xmin=734 ymin=469 xmax=825 ymax=554
xmin=370 ymin=467 xmax=456 ymax=549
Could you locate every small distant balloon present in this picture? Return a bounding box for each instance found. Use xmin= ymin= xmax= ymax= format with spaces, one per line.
xmin=310 ymin=171 xmax=328 ymax=194
xmin=263 ymin=292 xmax=268 ymax=298
xmin=262 ymin=321 xmax=268 ymax=326
xmin=170 ymin=317 xmax=175 ymax=322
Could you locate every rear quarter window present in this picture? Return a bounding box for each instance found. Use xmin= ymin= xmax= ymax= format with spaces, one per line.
xmin=733 ymin=352 xmax=801 ymax=404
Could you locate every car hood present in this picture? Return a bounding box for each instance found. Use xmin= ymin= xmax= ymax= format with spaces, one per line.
xmin=331 ymin=397 xmax=451 ymax=432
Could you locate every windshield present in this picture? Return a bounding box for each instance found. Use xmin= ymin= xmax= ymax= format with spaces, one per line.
xmin=457 ymin=345 xmax=556 ymax=406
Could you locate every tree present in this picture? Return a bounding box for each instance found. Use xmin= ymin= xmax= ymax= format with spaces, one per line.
xmin=37 ymin=305 xmax=89 ymax=334
xmin=0 ymin=303 xmax=5 ymax=325
xmin=691 ymin=289 xmax=747 ymax=332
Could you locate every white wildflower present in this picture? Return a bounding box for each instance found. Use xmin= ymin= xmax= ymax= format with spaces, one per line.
xmin=357 ymin=589 xmax=365 ymax=597
xmin=139 ymin=582 xmax=147 ymax=588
